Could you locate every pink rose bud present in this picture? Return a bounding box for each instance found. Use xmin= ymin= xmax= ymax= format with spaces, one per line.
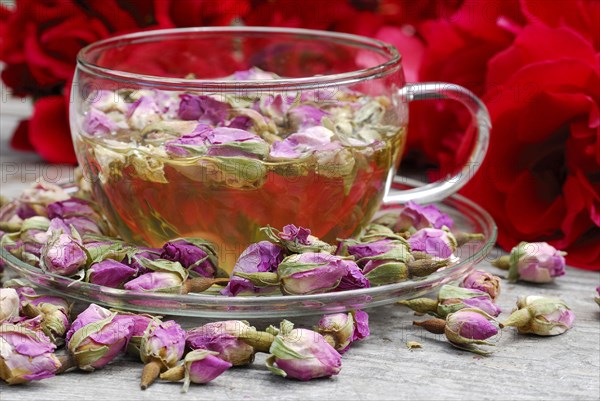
xmin=160 ymin=350 xmax=232 ymax=393
xmin=19 ymin=289 xmax=71 ymax=346
xmin=506 ymin=242 xmax=566 ymax=283
xmin=46 ymin=198 xmax=105 ymax=235
xmin=186 ymin=321 xmax=257 ymax=366
xmin=278 ymin=253 xmax=354 ymax=295
xmin=86 ymin=259 xmax=137 ymax=288
xmin=461 ymin=269 xmax=501 ymax=301
xmin=266 ymin=320 xmax=342 ymax=381
xmin=501 ymin=296 xmax=575 ymax=336
xmin=262 ymin=225 xmax=336 ymax=254
xmin=17 ymin=182 xmax=70 ymax=217
xmin=140 ymin=318 xmax=186 ymax=389
xmin=123 ymin=259 xmax=188 ymax=293
xmin=66 ymin=304 xmax=134 ymax=370
xmin=437 ymin=285 xmax=501 ymax=318
xmin=407 ymin=227 xmax=457 ymax=259
xmin=0 ymin=323 xmax=61 ymax=384
xmin=316 ymin=310 xmax=370 ymax=354
xmin=445 ymin=308 xmax=499 ymax=355
xmin=0 ymin=288 xmax=20 ymax=323
xmin=40 ymin=228 xmax=88 ymax=276
xmin=395 ymin=201 xmax=454 ymax=231
xmin=161 ymin=238 xmax=218 ymax=278
xmin=123 ymin=313 xmax=153 ymax=356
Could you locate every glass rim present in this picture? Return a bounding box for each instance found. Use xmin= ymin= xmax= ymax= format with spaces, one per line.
xmin=76 ymin=26 xmax=402 ymax=91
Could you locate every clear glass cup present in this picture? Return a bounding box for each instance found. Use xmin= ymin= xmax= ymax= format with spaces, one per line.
xmin=71 ymin=27 xmax=490 ymax=271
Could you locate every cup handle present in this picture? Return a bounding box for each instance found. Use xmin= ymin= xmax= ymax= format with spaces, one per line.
xmin=383 ymin=82 xmax=491 ymax=204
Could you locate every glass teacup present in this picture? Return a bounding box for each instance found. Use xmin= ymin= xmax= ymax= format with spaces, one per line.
xmin=71 ymin=27 xmax=490 ymax=271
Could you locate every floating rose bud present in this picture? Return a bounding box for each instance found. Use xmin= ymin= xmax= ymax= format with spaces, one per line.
xmin=20 ymin=290 xmax=71 ymax=346
xmin=262 ymin=225 xmax=337 ymax=254
xmin=160 ymin=350 xmax=232 ymax=392
xmin=267 ymin=320 xmax=341 ymax=381
xmin=127 ymin=96 xmax=162 ymax=130
xmin=287 ymin=105 xmax=328 ymax=131
xmin=140 ymin=319 xmax=186 ymax=389
xmin=223 ymin=241 xmax=285 ymax=296
xmin=493 ymin=242 xmax=566 ymax=283
xmin=395 ymin=201 xmax=454 ymax=231
xmin=445 ymin=309 xmax=499 ymax=355
xmin=278 ymin=253 xmax=353 ymax=295
xmin=66 ymin=304 xmax=134 ymax=371
xmin=40 ymin=229 xmax=88 ymax=276
xmin=82 ymin=108 xmax=121 ymax=136
xmin=0 ymin=323 xmax=61 ymax=384
xmin=461 ymin=270 xmax=501 ymax=301
xmin=161 ymin=238 xmax=218 ymax=278
xmin=501 ymin=296 xmax=575 ymax=336
xmin=187 ymin=320 xmax=269 ymax=366
xmin=124 ymin=259 xmax=188 ymax=293
xmin=407 ymin=227 xmax=457 ymax=259
xmin=86 ymin=259 xmax=137 ymax=288
xmin=0 ymin=288 xmax=19 ymax=323
xmin=269 ymin=126 xmax=340 ymax=159
xmin=178 ymin=94 xmax=230 ymax=124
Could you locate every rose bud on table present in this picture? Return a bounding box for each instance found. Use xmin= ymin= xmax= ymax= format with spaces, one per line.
xmin=262 ymin=225 xmax=337 ymax=254
xmin=160 ymin=237 xmax=219 ymax=278
xmin=0 ymin=288 xmax=20 ymax=323
xmin=501 ymin=296 xmax=575 ymax=336
xmin=40 ymin=226 xmax=88 ymax=276
xmin=316 ymin=310 xmax=370 ymax=354
xmin=86 ymin=259 xmax=137 ymax=288
xmin=492 ymin=242 xmax=566 ymax=283
xmin=65 ymin=304 xmax=134 ymax=371
xmin=139 ymin=318 xmax=186 ymax=390
xmin=399 ymin=285 xmax=501 ymax=318
xmin=277 ymin=253 xmax=356 ymax=295
xmin=19 ymin=289 xmax=71 ymax=346
xmin=414 ymin=308 xmax=500 ymax=355
xmin=0 ymin=322 xmax=62 ymax=385
xmin=222 ymin=241 xmax=285 ymax=297
xmin=160 ymin=349 xmax=232 ymax=392
xmin=187 ymin=320 xmax=275 ymax=366
xmin=266 ymin=320 xmax=342 ymax=381
xmin=461 ymin=269 xmax=501 ymax=301
xmin=407 ymin=227 xmax=458 ymax=259
xmin=595 ymin=286 xmax=600 ymax=307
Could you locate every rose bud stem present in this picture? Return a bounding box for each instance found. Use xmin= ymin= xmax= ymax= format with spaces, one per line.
xmin=408 ymin=259 xmax=449 ymax=277
xmin=491 ymin=256 xmax=510 ymax=270
xmin=500 ymin=308 xmax=532 ymax=329
xmin=455 ymin=233 xmax=485 ymax=247
xmin=413 ymin=318 xmax=446 ymax=335
xmin=411 ymin=251 xmax=434 ymax=260
xmin=237 ymin=330 xmax=276 ymax=353
xmin=141 ymin=359 xmax=163 ymax=390
xmin=56 ymin=353 xmax=77 ymax=374
xmin=181 ymin=277 xmax=230 ymax=294
xmin=398 ymin=298 xmax=438 ymax=314
xmin=160 ymin=365 xmax=185 ymax=382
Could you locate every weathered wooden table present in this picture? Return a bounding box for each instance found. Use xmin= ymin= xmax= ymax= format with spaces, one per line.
xmin=1 ymin=112 xmax=599 ymax=401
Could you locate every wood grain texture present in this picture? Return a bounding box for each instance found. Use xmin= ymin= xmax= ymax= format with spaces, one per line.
xmin=1 ymin=109 xmax=599 ymax=401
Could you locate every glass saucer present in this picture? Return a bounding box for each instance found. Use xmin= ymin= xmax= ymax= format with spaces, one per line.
xmin=1 ymin=179 xmax=496 ymax=318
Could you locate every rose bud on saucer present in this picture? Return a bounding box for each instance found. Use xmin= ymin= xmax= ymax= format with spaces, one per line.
xmin=394 ymin=201 xmax=454 ymax=232
xmin=187 ymin=320 xmax=274 ymax=366
xmin=124 ymin=259 xmax=188 ymax=293
xmin=492 ymin=242 xmax=566 ymax=283
xmin=121 ymin=246 xmax=162 ymax=274
xmin=356 ymin=223 xmax=398 ymax=242
xmin=86 ymin=259 xmax=137 ymax=288
xmin=461 ymin=270 xmax=501 ymax=301
xmin=47 ymin=197 xmax=106 ymax=236
xmin=0 ymin=288 xmax=20 ymax=323
xmin=40 ymin=228 xmax=88 ymax=276
xmin=0 ymin=323 xmax=62 ymax=384
xmin=222 ymin=241 xmax=285 ymax=297
xmin=66 ymin=304 xmax=134 ymax=371
xmin=20 ymin=290 xmax=72 ymax=346
xmin=160 ymin=349 xmax=232 ymax=392
xmin=407 ymin=227 xmax=457 ymax=259
xmin=316 ymin=310 xmax=370 ymax=354
xmin=501 ymin=296 xmax=575 ymax=336
xmin=139 ymin=319 xmax=186 ymax=390
xmin=16 ymin=216 xmax=51 ymax=266
xmin=15 ymin=182 xmax=70 ymax=218
xmin=277 ymin=253 xmax=354 ymax=295
xmin=161 ymin=238 xmax=218 ymax=278
xmin=262 ymin=225 xmax=336 ymax=254
xmin=336 ymin=263 xmax=370 ymax=291
xmin=266 ymin=320 xmax=341 ymax=381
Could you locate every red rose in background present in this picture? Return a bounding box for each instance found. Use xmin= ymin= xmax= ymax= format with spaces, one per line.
xmin=463 ymin=24 xmax=600 ymax=269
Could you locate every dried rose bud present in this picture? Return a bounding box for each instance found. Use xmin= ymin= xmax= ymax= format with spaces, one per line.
xmin=438 ymin=285 xmax=501 ymax=317
xmin=82 ymin=107 xmax=122 ymax=135
xmin=140 ymin=319 xmax=186 ymax=389
xmin=20 ymin=290 xmax=71 ymax=346
xmin=336 ymin=263 xmax=370 ymax=291
xmin=124 ymin=259 xmax=188 ymax=293
xmin=287 ymin=104 xmax=329 ymax=131
xmin=316 ymin=310 xmax=370 ymax=353
xmin=501 ymin=296 xmax=575 ymax=336
xmin=40 ymin=228 xmax=88 ymax=276
xmin=121 ymin=246 xmax=162 ymax=274
xmin=66 ymin=304 xmax=134 ymax=371
xmin=17 ymin=182 xmax=70 ymax=217
xmin=17 ymin=216 xmax=51 ymax=266
xmin=596 ymin=286 xmax=600 ymax=307
xmin=493 ymin=242 xmax=566 ymax=283
xmin=187 ymin=320 xmax=261 ymax=366
xmin=0 ymin=288 xmax=19 ymax=323
xmin=178 ymin=94 xmax=230 ymax=123
xmin=222 ymin=241 xmax=285 ymax=297
xmin=395 ymin=201 xmax=454 ymax=232
xmin=407 ymin=227 xmax=457 ymax=259
xmin=161 ymin=238 xmax=218 ymax=278
xmin=269 ymin=126 xmax=341 ymax=160
xmin=47 ymin=198 xmax=105 ymax=235
xmin=356 ymin=223 xmax=398 ymax=242
xmin=461 ymin=269 xmax=501 ymax=301
xmin=160 ymin=349 xmax=232 ymax=392
xmin=86 ymin=259 xmax=137 ymax=288
xmin=123 ymin=313 xmax=153 ymax=356
xmin=266 ymin=320 xmax=341 ymax=381
xmin=445 ymin=308 xmax=499 ymax=355
xmin=0 ymin=323 xmax=61 ymax=384
xmin=278 ymin=253 xmax=355 ymax=295
xmin=262 ymin=225 xmax=336 ymax=254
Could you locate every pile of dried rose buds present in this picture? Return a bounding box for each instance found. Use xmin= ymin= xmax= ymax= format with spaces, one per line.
xmin=0 ymin=183 xmax=483 ymax=296
xmin=0 ymin=282 xmax=369 ymax=390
